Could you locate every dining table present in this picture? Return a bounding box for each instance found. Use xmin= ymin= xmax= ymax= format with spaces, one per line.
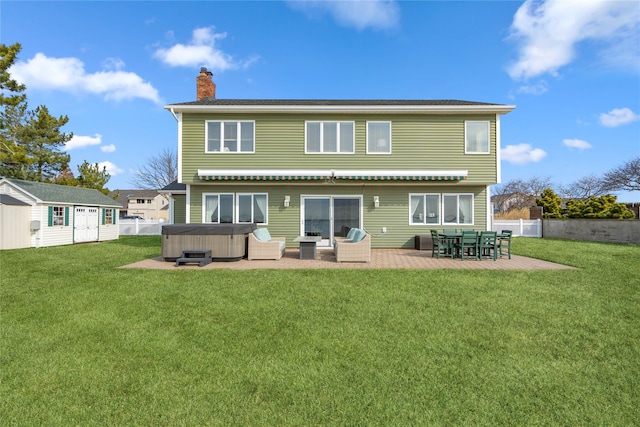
xmin=437 ymin=231 xmax=508 ymax=259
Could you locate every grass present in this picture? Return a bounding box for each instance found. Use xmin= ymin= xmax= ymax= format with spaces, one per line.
xmin=1 ymin=236 xmax=638 ymax=425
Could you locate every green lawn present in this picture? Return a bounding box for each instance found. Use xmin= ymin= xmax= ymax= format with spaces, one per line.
xmin=1 ymin=236 xmax=638 ymax=426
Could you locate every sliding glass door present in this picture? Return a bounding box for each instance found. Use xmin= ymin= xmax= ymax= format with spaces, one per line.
xmin=302 ymin=196 xmax=362 ymax=247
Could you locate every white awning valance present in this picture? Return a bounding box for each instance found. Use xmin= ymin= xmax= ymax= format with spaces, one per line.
xmin=198 ymin=169 xmax=468 ymax=182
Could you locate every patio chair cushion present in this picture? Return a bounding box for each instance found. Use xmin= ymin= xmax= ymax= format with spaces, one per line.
xmin=351 ymin=228 xmax=366 ymax=243
xmin=253 ymin=228 xmax=272 ymax=242
xmin=346 ymin=227 xmax=358 ymax=239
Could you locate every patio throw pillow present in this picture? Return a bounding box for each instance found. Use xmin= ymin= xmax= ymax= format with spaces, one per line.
xmin=351 ymin=228 xmax=366 ymax=243
xmin=346 ymin=228 xmax=358 ymax=239
xmin=253 ymin=228 xmax=272 ymax=242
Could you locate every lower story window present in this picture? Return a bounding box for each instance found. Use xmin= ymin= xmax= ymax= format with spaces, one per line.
xmin=443 ymin=194 xmax=473 ymax=225
xmin=410 ymin=193 xmax=473 ymax=225
xmin=237 ymin=194 xmax=267 ymax=223
xmin=410 ymin=194 xmax=440 ymax=224
xmin=203 ymin=193 xmax=267 ymax=224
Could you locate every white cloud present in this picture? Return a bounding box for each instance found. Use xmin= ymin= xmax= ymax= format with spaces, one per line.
xmin=516 ymin=81 xmax=548 ymax=96
xmin=99 ymin=161 xmax=124 ymax=176
xmin=288 ymin=0 xmax=400 ymax=30
xmin=502 ymin=143 xmax=547 ymax=164
xmin=10 ymin=53 xmax=160 ymax=103
xmin=100 ymin=144 xmax=116 ymax=153
xmin=563 ymin=138 xmax=592 ymax=150
xmin=65 ymin=134 xmax=102 ymax=150
xmin=153 ymin=26 xmax=258 ymax=70
xmin=599 ymin=107 xmax=640 ymax=127
xmin=507 ymin=0 xmax=640 ymax=80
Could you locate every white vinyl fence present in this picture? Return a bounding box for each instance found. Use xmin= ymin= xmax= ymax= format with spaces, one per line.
xmin=491 ymin=219 xmax=542 ymax=238
xmin=119 ymin=219 xmax=164 ymax=236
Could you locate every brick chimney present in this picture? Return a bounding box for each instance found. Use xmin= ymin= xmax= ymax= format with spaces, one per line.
xmin=196 ymin=67 xmax=215 ymax=100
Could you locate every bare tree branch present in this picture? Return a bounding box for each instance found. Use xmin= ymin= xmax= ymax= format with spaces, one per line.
xmin=129 ymin=148 xmax=177 ymax=190
xmin=559 ymin=174 xmax=609 ymax=199
xmin=602 ymin=157 xmax=640 ymax=193
xmin=492 ymin=176 xmax=553 ymax=213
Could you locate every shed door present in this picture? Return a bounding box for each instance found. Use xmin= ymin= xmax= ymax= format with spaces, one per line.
xmin=74 ymin=206 xmax=99 ymax=243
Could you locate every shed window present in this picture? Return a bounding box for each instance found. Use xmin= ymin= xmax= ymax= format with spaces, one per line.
xmin=48 ymin=206 xmax=69 ymax=226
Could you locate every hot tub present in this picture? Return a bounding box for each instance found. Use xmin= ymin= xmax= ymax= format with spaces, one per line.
xmin=162 ymin=223 xmax=257 ymax=261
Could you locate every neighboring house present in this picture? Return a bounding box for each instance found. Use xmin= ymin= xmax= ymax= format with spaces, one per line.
xmin=110 ymin=190 xmax=169 ymax=221
xmin=159 ymin=181 xmax=186 ymax=224
xmin=163 ymin=68 xmax=515 ymax=248
xmin=0 ymin=178 xmax=121 ymax=249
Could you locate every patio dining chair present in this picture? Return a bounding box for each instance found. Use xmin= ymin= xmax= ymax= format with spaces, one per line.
xmin=455 ymin=230 xmax=478 ymax=261
xmin=498 ymin=229 xmax=512 ymax=259
xmin=478 ymin=231 xmax=498 ymax=261
xmin=430 ymin=229 xmax=454 ymax=259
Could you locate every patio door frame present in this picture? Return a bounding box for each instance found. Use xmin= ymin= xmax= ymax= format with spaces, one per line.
xmin=300 ymin=195 xmax=363 ymax=247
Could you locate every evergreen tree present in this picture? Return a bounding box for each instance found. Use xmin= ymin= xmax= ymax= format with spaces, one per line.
xmin=536 ymin=188 xmax=563 ymax=218
xmin=1 ymin=43 xmax=73 ymax=181
xmin=18 ymin=105 xmax=72 ymax=182
xmin=76 ymin=161 xmax=110 ymax=194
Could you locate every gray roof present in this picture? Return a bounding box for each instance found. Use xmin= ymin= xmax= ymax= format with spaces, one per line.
xmin=109 ymin=189 xmax=161 ymax=207
xmin=169 ymin=98 xmax=504 ymax=107
xmin=160 ymin=180 xmax=186 ymax=192
xmin=4 ymin=179 xmax=121 ymax=207
xmin=0 ymin=194 xmax=30 ymax=206
xmin=165 ymin=98 xmax=516 ymax=116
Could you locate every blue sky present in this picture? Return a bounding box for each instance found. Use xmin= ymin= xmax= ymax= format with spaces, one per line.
xmin=3 ymin=0 xmax=639 ymax=201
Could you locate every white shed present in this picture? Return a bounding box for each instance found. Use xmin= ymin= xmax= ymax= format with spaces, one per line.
xmin=0 ymin=178 xmax=122 ymax=249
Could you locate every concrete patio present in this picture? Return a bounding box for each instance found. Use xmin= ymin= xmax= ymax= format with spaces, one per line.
xmin=121 ymin=248 xmax=575 ymax=270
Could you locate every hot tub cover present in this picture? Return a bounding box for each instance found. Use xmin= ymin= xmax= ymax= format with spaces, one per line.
xmin=162 ymin=223 xmax=257 ymax=236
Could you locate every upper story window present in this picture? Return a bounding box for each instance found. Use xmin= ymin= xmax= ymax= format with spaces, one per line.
xmin=306 ymin=121 xmax=354 ymax=154
xmin=206 ymin=121 xmax=255 ymax=153
xmin=367 ymin=121 xmax=391 ymax=154
xmin=465 ymin=121 xmax=490 ymax=154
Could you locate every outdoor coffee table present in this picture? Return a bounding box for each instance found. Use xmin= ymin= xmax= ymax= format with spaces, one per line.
xmin=294 ymin=236 xmax=322 ymax=260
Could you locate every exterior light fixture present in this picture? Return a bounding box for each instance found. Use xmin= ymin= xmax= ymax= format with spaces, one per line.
xmin=284 ymin=195 xmax=290 ymax=208
xmin=373 ymin=196 xmax=380 ymax=208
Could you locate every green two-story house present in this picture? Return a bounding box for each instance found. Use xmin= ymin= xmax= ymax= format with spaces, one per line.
xmin=164 ymin=69 xmax=515 ymax=248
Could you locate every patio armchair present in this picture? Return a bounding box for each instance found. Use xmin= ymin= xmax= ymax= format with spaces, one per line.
xmin=334 ymin=228 xmax=371 ymax=262
xmin=248 ymin=228 xmax=286 ymax=260
xmin=498 ymin=230 xmax=512 ymax=259
xmin=430 ymin=229 xmax=454 ymax=259
xmin=455 ymin=230 xmax=478 ymax=261
xmin=478 ymin=231 xmax=498 ymax=261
